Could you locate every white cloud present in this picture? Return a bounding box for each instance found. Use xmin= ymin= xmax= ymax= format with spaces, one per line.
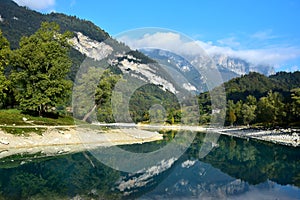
xmin=118 ymin=32 xmax=206 ymax=56
xmin=199 ymin=40 xmax=300 ymax=66
xmin=13 ymin=0 xmax=55 ymax=11
xmin=118 ymin=32 xmax=300 ymax=68
xmin=217 ymin=37 xmax=240 ymax=47
xmin=250 ymin=29 xmax=278 ymax=40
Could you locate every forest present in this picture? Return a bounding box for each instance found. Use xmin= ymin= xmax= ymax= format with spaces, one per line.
xmin=199 ymin=72 xmax=300 ymax=127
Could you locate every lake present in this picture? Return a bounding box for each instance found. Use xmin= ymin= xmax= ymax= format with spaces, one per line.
xmin=0 ymin=130 xmax=299 ymax=199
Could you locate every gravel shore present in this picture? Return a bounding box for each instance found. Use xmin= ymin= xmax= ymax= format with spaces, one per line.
xmin=0 ymin=127 xmax=163 ymax=159
xmin=138 ymin=124 xmax=300 ymax=147
xmin=210 ymin=127 xmax=300 ymax=147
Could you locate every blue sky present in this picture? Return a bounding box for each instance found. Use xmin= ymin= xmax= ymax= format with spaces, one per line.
xmin=13 ymin=0 xmax=300 ymax=72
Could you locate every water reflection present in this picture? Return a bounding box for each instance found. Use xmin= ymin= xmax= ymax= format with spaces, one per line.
xmin=0 ymin=131 xmax=299 ymax=199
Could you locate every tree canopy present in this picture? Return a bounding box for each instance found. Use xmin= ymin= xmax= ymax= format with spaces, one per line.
xmin=198 ymin=72 xmax=300 ymax=127
xmin=11 ymin=22 xmax=73 ymax=116
xmin=0 ymin=30 xmax=11 ymax=105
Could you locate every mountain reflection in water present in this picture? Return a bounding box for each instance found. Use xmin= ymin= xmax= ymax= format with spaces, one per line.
xmin=0 ymin=131 xmax=299 ymax=199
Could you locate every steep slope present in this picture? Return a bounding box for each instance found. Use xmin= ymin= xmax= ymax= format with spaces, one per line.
xmin=140 ymin=48 xmax=206 ymax=93
xmin=0 ymin=0 xmax=120 ymax=81
xmin=0 ymin=0 xmax=109 ymax=49
xmin=219 ymin=71 xmax=300 ymax=102
xmin=0 ymin=0 xmax=181 ymax=93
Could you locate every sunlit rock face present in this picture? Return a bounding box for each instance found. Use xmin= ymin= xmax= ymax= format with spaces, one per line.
xmin=70 ymin=32 xmax=113 ymax=61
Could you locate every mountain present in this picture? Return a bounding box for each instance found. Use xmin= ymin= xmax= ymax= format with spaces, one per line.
xmin=211 ymin=54 xmax=275 ymax=77
xmin=0 ymin=0 xmax=277 ymax=95
xmin=140 ymin=48 xmax=206 ymax=93
xmin=0 ymin=0 xmax=183 ymax=93
xmin=140 ymin=48 xmax=275 ymax=94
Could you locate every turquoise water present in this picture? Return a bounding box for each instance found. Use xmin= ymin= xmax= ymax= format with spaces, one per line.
xmin=0 ymin=131 xmax=299 ymax=199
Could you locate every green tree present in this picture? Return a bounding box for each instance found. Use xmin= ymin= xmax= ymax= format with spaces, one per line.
xmin=245 ymin=95 xmax=257 ymax=106
xmin=242 ymin=95 xmax=257 ymax=126
xmin=291 ymin=88 xmax=300 ymax=104
xmin=0 ymin=30 xmax=11 ymax=106
xmin=11 ymin=22 xmax=72 ymax=116
xmin=72 ymin=65 xmax=104 ymax=121
xmin=95 ymin=69 xmax=121 ymax=123
xmin=234 ymin=100 xmax=243 ymax=124
xmin=257 ymin=91 xmax=286 ymax=125
xmin=241 ymin=104 xmax=256 ymax=126
xmin=291 ymin=88 xmax=300 ymax=119
xmin=227 ymin=100 xmax=236 ymax=126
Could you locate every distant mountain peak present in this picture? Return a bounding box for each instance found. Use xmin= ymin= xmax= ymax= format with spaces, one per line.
xmin=211 ymin=54 xmax=275 ymax=76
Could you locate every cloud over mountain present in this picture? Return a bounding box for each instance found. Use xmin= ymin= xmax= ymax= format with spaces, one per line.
xmin=119 ymin=31 xmax=300 ymax=69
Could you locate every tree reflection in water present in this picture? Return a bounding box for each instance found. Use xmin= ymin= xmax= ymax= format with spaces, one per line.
xmin=0 ymin=131 xmax=299 ymax=199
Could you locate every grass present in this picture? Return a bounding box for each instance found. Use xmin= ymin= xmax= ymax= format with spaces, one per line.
xmin=0 ymin=109 xmax=74 ymax=126
xmin=0 ymin=127 xmax=47 ymax=136
xmin=0 ymin=109 xmax=75 ymax=135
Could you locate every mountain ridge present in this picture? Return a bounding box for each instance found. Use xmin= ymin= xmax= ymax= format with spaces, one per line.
xmin=0 ymin=0 xmax=279 ymax=92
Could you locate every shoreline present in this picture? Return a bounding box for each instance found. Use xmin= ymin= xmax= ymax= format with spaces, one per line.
xmin=96 ymin=123 xmax=300 ymax=147
xmin=136 ymin=124 xmax=300 ymax=147
xmin=0 ymin=127 xmax=163 ymax=159
xmin=0 ymin=124 xmax=299 ymax=160
xmin=210 ymin=127 xmax=300 ymax=147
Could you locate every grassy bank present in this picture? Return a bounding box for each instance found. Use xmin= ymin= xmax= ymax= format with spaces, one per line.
xmin=0 ymin=109 xmax=74 ymax=135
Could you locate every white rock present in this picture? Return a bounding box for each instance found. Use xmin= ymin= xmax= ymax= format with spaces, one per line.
xmin=69 ymin=32 xmax=113 ymax=61
xmin=0 ymin=139 xmax=9 ymax=145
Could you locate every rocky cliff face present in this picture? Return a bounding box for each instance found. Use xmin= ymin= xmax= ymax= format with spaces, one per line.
xmin=212 ymin=54 xmax=275 ymax=76
xmin=69 ymin=32 xmax=113 ymax=61
xmin=71 ymin=32 xmax=179 ymax=94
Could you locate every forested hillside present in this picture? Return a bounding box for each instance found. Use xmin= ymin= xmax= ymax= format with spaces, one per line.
xmin=0 ymin=0 xmax=133 ymax=81
xmin=199 ymin=71 xmax=300 ymax=127
xmin=0 ymin=0 xmax=109 ymax=48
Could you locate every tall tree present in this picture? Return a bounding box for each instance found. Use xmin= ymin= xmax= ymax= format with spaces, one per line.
xmin=242 ymin=95 xmax=257 ymax=126
xmin=256 ymin=91 xmax=286 ymax=125
xmin=242 ymin=104 xmax=256 ymax=126
xmin=227 ymin=100 xmax=237 ymax=126
xmin=291 ymin=88 xmax=300 ymax=120
xmin=11 ymin=22 xmax=72 ymax=116
xmin=95 ymin=69 xmax=121 ymax=123
xmin=0 ymin=30 xmax=11 ymax=106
